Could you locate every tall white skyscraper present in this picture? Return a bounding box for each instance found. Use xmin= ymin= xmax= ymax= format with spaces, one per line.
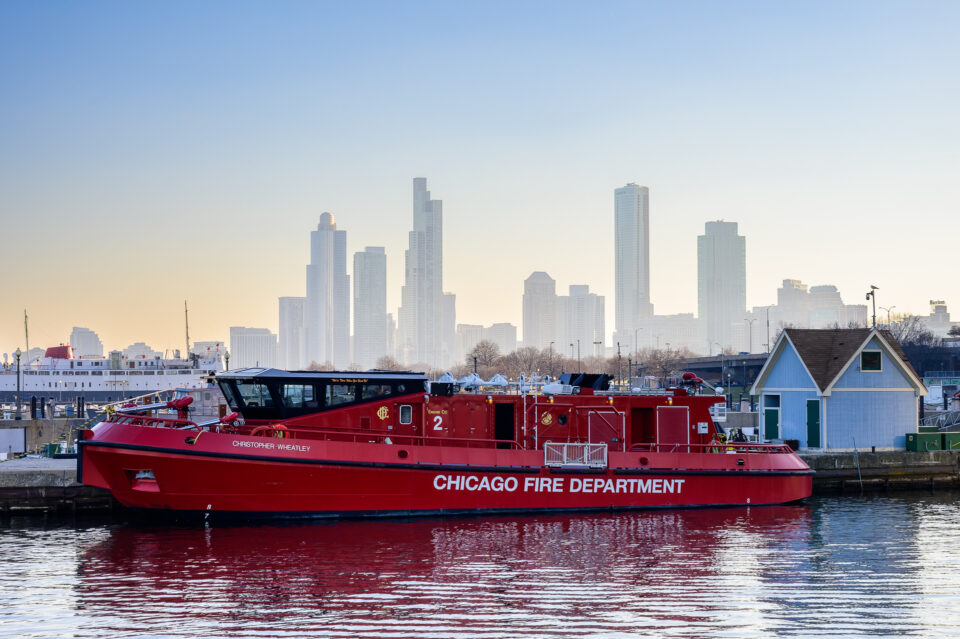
xmin=229 ymin=326 xmax=278 ymax=369
xmin=353 ymin=247 xmax=387 ymax=369
xmin=305 ymin=212 xmax=350 ymax=368
xmin=69 ymin=327 xmax=103 ymax=358
xmin=398 ymin=178 xmax=445 ymax=366
xmin=614 ymin=184 xmax=653 ymax=339
xmin=278 ymin=296 xmax=306 ymax=370
xmin=698 ymin=221 xmax=746 ymax=353
xmin=522 ymin=271 xmax=557 ymax=349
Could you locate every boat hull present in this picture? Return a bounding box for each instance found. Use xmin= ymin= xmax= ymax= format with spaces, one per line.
xmin=79 ymin=422 xmax=813 ymax=519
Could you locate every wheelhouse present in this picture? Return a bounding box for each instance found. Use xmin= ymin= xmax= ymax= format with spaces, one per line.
xmin=217 ymin=368 xmax=428 ymax=421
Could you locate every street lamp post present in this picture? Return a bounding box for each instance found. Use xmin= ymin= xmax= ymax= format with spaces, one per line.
xmin=14 ymin=348 xmax=22 ymax=421
xmin=880 ymin=306 xmax=896 ymax=328
xmin=549 ymin=341 xmax=555 ymax=377
xmin=577 ymin=339 xmax=581 ymax=373
xmin=744 ymin=318 xmax=758 ymax=353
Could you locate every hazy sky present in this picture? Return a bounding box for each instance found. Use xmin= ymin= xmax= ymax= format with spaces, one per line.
xmin=1 ymin=1 xmax=958 ymax=355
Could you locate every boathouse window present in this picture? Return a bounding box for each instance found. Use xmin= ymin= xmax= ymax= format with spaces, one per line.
xmin=861 ymin=351 xmax=882 ymax=372
xmin=327 ymin=384 xmax=356 ymax=407
xmin=399 ymin=405 xmax=413 ymax=425
xmin=281 ymin=384 xmax=318 ymax=409
xmin=361 ymin=384 xmax=391 ymax=400
xmin=235 ymin=381 xmax=274 ymax=408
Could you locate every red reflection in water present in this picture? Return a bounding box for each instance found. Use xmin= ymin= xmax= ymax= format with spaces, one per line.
xmin=75 ymin=507 xmax=814 ymax=637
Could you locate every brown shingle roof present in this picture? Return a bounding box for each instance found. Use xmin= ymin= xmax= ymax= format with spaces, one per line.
xmin=782 ymin=328 xmax=918 ymax=391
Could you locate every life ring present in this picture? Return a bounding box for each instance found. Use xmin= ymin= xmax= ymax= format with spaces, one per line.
xmin=251 ymin=424 xmax=288 ymax=438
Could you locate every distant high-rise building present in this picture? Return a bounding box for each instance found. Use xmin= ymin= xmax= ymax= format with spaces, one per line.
xmin=697 ymin=221 xmax=746 ymax=352
xmin=229 ymin=326 xmax=278 ymax=369
xmin=353 ymin=247 xmax=387 ymax=369
xmin=558 ymin=285 xmax=605 ymax=359
xmin=278 ymin=296 xmax=306 ymax=370
xmin=455 ymin=324 xmax=485 ymax=364
xmin=191 ymin=340 xmax=225 ymax=361
xmin=305 ymin=212 xmax=350 ymax=368
xmin=441 ymin=293 xmax=456 ymax=367
xmin=522 ymin=271 xmax=557 ymax=349
xmin=69 ymin=327 xmax=103 ymax=358
xmin=614 ymin=184 xmax=653 ymax=338
xmin=398 ymin=178 xmax=445 ymax=366
xmin=122 ymin=342 xmax=162 ymax=361
xmin=484 ymin=323 xmax=518 ymax=355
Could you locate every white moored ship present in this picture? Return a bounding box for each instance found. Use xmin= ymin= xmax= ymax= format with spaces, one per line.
xmin=0 ymin=345 xmax=222 ymax=404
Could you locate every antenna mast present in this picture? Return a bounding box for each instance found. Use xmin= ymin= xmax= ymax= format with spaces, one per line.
xmin=184 ymin=300 xmax=191 ymax=359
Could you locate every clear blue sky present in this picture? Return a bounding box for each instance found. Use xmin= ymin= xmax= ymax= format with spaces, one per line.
xmin=1 ymin=1 xmax=958 ymax=353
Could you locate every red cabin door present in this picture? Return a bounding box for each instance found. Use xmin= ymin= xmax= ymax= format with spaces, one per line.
xmin=656 ymin=406 xmax=690 ymax=448
xmin=585 ymin=409 xmax=624 ymax=451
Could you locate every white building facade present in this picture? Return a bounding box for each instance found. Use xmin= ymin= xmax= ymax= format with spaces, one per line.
xmin=229 ymin=326 xmax=278 ymax=369
xmin=69 ymin=327 xmax=103 ymax=358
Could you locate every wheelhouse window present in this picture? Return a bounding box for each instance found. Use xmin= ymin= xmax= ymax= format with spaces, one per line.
xmin=861 ymin=351 xmax=882 ymax=372
xmin=282 ymin=383 xmax=318 ymax=409
xmin=327 ymin=384 xmax=356 ymax=407
xmin=399 ymin=405 xmax=413 ymax=425
xmin=235 ymin=381 xmax=274 ymax=408
xmin=361 ymin=384 xmax=392 ymax=400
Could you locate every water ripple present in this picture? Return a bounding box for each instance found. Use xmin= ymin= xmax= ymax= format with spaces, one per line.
xmin=2 ymin=493 xmax=960 ymax=637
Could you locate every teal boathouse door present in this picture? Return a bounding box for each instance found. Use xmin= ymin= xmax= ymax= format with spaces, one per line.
xmin=806 ymin=399 xmax=821 ymax=448
xmin=763 ymin=394 xmax=780 ymax=440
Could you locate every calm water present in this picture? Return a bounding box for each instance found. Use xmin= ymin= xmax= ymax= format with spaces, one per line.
xmin=2 ymin=493 xmax=959 ymax=638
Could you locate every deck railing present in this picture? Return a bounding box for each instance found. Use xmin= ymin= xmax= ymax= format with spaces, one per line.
xmin=629 ymin=442 xmax=794 ymax=455
xmin=544 ymin=442 xmax=608 ymax=468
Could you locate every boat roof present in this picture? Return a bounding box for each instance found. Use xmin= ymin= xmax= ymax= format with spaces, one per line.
xmin=217 ymin=368 xmax=428 ymax=381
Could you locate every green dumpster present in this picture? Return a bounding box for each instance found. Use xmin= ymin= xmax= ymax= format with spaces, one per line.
xmin=919 ymin=426 xmax=940 ymax=433
xmin=942 ymin=432 xmax=960 ymax=451
xmin=44 ymin=443 xmax=60 ymax=457
xmin=906 ymin=432 xmax=942 ymax=451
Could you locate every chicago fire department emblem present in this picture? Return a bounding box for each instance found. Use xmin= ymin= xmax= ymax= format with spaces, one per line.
xmin=377 ymin=406 xmax=389 ymax=420
xmin=541 ymin=413 xmax=553 ymax=426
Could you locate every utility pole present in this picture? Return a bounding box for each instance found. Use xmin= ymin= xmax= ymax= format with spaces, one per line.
xmin=866 ymin=285 xmax=879 ymax=329
xmin=14 ymin=348 xmax=22 ymax=421
xmin=616 ymin=342 xmax=622 ymax=388
xmin=184 ymin=300 xmax=191 ymax=358
xmin=23 ymin=310 xmax=29 ymax=371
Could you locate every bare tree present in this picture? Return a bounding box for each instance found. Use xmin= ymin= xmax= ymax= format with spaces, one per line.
xmin=306 ymin=361 xmax=334 ymax=371
xmin=888 ymin=315 xmax=939 ymax=347
xmin=948 ymin=325 xmax=960 ymax=337
xmin=467 ymin=340 xmax=501 ymax=368
xmin=374 ymin=355 xmax=404 ymax=370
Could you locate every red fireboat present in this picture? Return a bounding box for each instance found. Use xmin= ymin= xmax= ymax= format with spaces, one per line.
xmin=78 ymin=369 xmax=812 ymax=519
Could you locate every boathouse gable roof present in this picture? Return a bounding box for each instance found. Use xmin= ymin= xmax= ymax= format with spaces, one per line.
xmin=750 ymin=328 xmax=925 ymax=396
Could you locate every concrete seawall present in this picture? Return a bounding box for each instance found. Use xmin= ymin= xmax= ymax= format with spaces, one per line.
xmin=800 ymin=450 xmax=960 ymax=493
xmin=0 ymin=457 xmax=115 ymax=512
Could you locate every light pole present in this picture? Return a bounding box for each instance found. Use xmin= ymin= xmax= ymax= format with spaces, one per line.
xmin=712 ymin=342 xmax=724 ymax=390
xmin=744 ymin=318 xmax=757 ymax=353
xmin=577 ymin=339 xmax=581 ymax=373
xmin=880 ymin=306 xmax=896 ymax=328
xmin=866 ymin=285 xmax=879 ymax=329
xmin=14 ymin=348 xmax=22 ymax=421
xmin=549 ymin=342 xmax=555 ymax=377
